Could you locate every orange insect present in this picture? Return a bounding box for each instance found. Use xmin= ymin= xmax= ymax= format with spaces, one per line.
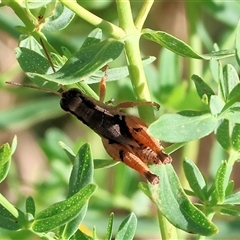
xmin=59 ymin=72 xmax=172 ymax=184
xmin=6 ymin=71 xmax=172 ymax=184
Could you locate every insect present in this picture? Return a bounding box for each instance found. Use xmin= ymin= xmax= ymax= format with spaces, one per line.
xmin=6 ymin=72 xmax=172 ymax=184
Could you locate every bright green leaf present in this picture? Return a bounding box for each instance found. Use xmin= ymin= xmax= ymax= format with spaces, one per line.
xmin=80 ymin=28 xmax=102 ymax=50
xmin=26 ymin=196 xmax=35 ymax=217
xmin=219 ymin=205 xmax=240 ymax=217
xmin=216 ymin=119 xmax=231 ymax=151
xmin=223 ymin=191 xmax=240 ymax=205
xmin=32 ymin=184 xmax=97 ymax=232
xmin=223 ymin=64 xmax=240 ymax=98
xmin=209 ymin=95 xmax=225 ymax=116
xmin=235 ymin=18 xmax=240 ymax=65
xmin=0 ymin=142 xmax=12 ymax=183
xmin=42 ymin=2 xmax=75 ymax=31
xmin=105 ymin=213 xmax=114 ymax=240
xmin=146 ymin=164 xmax=218 ymax=236
xmin=115 ymin=213 xmax=137 ymax=240
xmin=67 ymin=144 xmax=93 ymax=197
xmin=225 ymin=180 xmax=234 ymax=197
xmin=183 ymin=158 xmax=207 ymax=201
xmin=215 ymin=161 xmax=227 ymax=203
xmin=231 ymin=124 xmax=240 ymax=151
xmin=191 ymin=74 xmax=215 ymax=104
xmin=148 ymin=111 xmax=218 ymax=143
xmin=142 ymin=29 xmax=234 ymax=59
xmin=94 ymin=159 xmax=119 ymax=169
xmin=15 ymin=47 xmax=59 ymax=90
xmin=27 ymin=39 xmax=124 ymax=85
xmin=60 ymin=145 xmax=94 ymax=240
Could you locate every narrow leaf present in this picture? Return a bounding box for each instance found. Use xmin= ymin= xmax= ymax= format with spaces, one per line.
xmin=142 ymin=29 xmax=234 ymax=59
xmin=32 ymin=184 xmax=97 ymax=232
xmin=26 ymin=196 xmax=35 ymax=216
xmin=216 ymin=119 xmax=231 ymax=151
xmin=146 ymin=164 xmax=218 ymax=236
xmin=105 ymin=213 xmax=114 ymax=240
xmin=231 ymin=123 xmax=240 ymax=151
xmin=148 ymin=111 xmax=218 ymax=143
xmin=215 ymin=161 xmax=227 ymax=203
xmin=115 ymin=213 xmax=137 ymax=240
xmin=0 ymin=142 xmax=12 ymax=183
xmin=224 ymin=191 xmax=240 ymax=205
xmin=191 ymin=74 xmax=215 ymax=104
xmin=27 ymin=39 xmax=124 ymax=85
xmin=60 ymin=144 xmax=94 ymax=239
xmin=42 ymin=2 xmax=75 ymax=31
xmin=183 ymin=158 xmax=207 ymax=201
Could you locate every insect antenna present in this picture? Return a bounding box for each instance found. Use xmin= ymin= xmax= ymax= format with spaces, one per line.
xmin=5 ymin=81 xmax=62 ymax=96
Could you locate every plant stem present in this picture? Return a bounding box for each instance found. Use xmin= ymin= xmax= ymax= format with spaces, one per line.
xmin=59 ymin=0 xmax=125 ymax=39
xmin=116 ymin=0 xmax=155 ymax=123
xmin=4 ymin=0 xmax=57 ymax=54
xmin=157 ymin=210 xmax=178 ymax=240
xmin=135 ymin=0 xmax=154 ymax=30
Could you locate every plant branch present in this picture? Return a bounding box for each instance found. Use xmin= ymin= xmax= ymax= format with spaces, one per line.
xmin=59 ymin=0 xmax=125 ymax=38
xmin=116 ymin=0 xmax=155 ymax=123
xmin=135 ymin=0 xmax=154 ymax=30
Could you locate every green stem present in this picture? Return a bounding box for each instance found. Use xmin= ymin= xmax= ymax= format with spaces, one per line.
xmin=116 ymin=0 xmax=155 ymax=123
xmin=157 ymin=210 xmax=178 ymax=240
xmin=59 ymin=0 xmax=125 ymax=39
xmin=5 ymin=0 xmax=57 ymax=54
xmin=135 ymin=0 xmax=154 ymax=30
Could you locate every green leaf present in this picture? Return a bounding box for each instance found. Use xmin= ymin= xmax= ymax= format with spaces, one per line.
xmin=183 ymin=158 xmax=207 ymax=202
xmin=42 ymin=2 xmax=75 ymax=31
xmin=73 ymin=230 xmax=93 ymax=240
xmin=209 ymin=95 xmax=225 ymax=116
xmin=59 ymin=144 xmax=94 ymax=240
xmin=85 ymin=56 xmax=155 ymax=84
xmin=26 ymin=196 xmax=35 ymax=216
xmin=235 ymin=18 xmax=240 ymax=65
xmin=222 ymin=64 xmax=240 ymax=98
xmin=68 ymin=144 xmax=93 ymax=197
xmin=219 ymin=205 xmax=240 ymax=217
xmin=115 ymin=213 xmax=137 ymax=240
xmin=224 ymin=191 xmax=240 ymax=205
xmin=231 ymin=123 xmax=240 ymax=151
xmin=15 ymin=47 xmax=59 ymax=90
xmin=32 ymin=184 xmax=97 ymax=232
xmin=105 ymin=212 xmax=114 ymax=240
xmin=191 ymin=74 xmax=215 ymax=104
xmin=142 ymin=29 xmax=234 ymax=59
xmin=225 ymin=180 xmax=234 ymax=196
xmin=227 ymin=83 xmax=240 ymax=102
xmin=215 ymin=161 xmax=227 ymax=203
xmin=80 ymin=28 xmax=102 ymax=49
xmin=146 ymin=164 xmax=218 ymax=236
xmin=27 ymin=39 xmax=124 ymax=85
xmin=0 ymin=194 xmax=21 ymax=230
xmin=0 ymin=142 xmax=12 ymax=183
xmin=0 ymin=204 xmax=20 ymax=230
xmin=148 ymin=111 xmax=218 ymax=143
xmin=216 ymin=119 xmax=231 ymax=151
xmin=93 ymin=159 xmax=119 ymax=169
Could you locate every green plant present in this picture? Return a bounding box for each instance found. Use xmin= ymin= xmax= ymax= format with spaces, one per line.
xmin=0 ymin=1 xmax=240 ymax=239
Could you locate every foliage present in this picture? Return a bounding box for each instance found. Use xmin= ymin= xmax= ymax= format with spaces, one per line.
xmin=0 ymin=0 xmax=240 ymax=239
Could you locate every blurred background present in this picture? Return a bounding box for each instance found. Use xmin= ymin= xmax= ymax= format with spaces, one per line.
xmin=1 ymin=1 xmax=240 ymax=239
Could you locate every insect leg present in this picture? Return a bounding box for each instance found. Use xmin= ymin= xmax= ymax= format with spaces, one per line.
xmin=125 ymin=115 xmax=172 ymax=164
xmin=112 ymin=101 xmax=160 ymax=111
xmin=99 ymin=65 xmax=109 ymax=102
xmin=102 ymin=138 xmax=160 ymax=184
